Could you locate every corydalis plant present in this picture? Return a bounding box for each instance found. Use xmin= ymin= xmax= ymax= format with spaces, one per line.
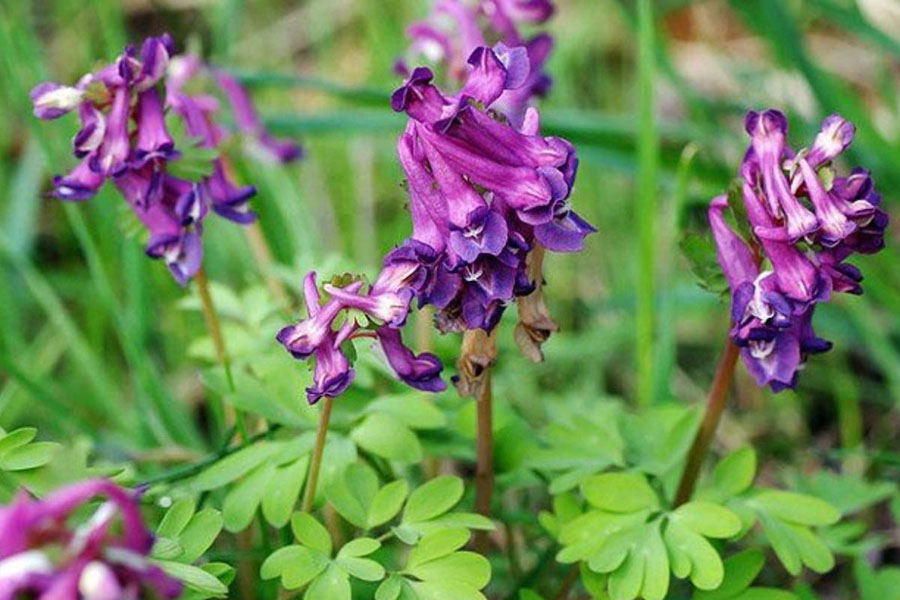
xmin=0 ymin=479 xmax=181 ymax=600
xmin=277 ymin=44 xmax=594 ymax=402
xmin=30 ymin=34 xmax=301 ymax=285
xmin=711 ymin=109 xmax=888 ymax=390
xmin=405 ymin=0 xmax=554 ymax=128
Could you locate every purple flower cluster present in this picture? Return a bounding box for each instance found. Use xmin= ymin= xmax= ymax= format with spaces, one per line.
xmin=31 ymin=34 xmax=301 ymax=286
xmin=405 ymin=0 xmax=554 ymax=127
xmin=711 ymin=109 xmax=888 ymax=391
xmin=0 ymin=479 xmax=181 ymax=600
xmin=277 ymin=45 xmax=593 ymax=403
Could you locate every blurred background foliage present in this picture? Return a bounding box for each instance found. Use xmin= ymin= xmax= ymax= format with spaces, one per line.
xmin=0 ymin=0 xmax=899 ymax=597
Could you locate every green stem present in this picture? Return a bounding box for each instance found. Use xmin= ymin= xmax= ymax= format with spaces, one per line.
xmin=194 ymin=267 xmax=248 ymax=441
xmin=636 ymin=0 xmax=659 ymax=407
xmin=674 ymin=338 xmax=741 ymax=506
xmin=302 ymin=396 xmax=334 ymax=513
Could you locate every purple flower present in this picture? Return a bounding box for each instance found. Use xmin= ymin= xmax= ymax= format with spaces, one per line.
xmin=133 ymin=89 xmax=176 ymax=166
xmin=307 ymin=330 xmax=355 ymax=405
xmin=50 ymin=155 xmax=105 ymax=201
xmin=405 ymin=0 xmax=556 ymax=122
xmin=73 ymin=104 xmax=107 ymax=159
xmin=745 ymin=110 xmax=818 ymax=242
xmin=324 ymin=284 xmax=414 ymax=327
xmin=376 ymin=326 xmax=447 ymax=392
xmin=31 ymin=33 xmax=302 ymax=286
xmin=279 ymin=39 xmax=589 ymax=401
xmin=0 ymin=480 xmax=182 ymax=600
xmin=710 ymin=109 xmax=889 ymax=391
xmin=214 ymin=71 xmax=303 ymax=163
xmin=276 ymin=273 xmax=360 ymax=360
xmin=29 ymin=82 xmax=84 ymax=120
xmin=804 ymin=113 xmax=855 ymax=169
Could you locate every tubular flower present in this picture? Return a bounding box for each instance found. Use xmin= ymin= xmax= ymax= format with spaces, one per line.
xmin=710 ymin=109 xmax=888 ymax=391
xmin=404 ymin=0 xmax=555 ymax=126
xmin=30 ymin=34 xmax=301 ymax=286
xmin=277 ymin=45 xmax=592 ymax=400
xmin=0 ymin=479 xmax=182 ymax=600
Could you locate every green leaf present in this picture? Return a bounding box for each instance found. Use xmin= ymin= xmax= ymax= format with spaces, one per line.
xmin=608 ymin=550 xmax=644 ymax=600
xmin=223 ymin=462 xmax=276 ymax=533
xmin=260 ymin=545 xmax=328 ymax=590
xmin=641 ymin=521 xmax=670 ymax=600
xmin=795 ymin=471 xmax=895 ymax=516
xmin=672 ymin=502 xmax=742 ymax=538
xmin=262 ymin=456 xmax=309 ymax=528
xmin=407 ymin=528 xmax=471 ymax=569
xmin=325 ymin=462 xmax=379 ymax=529
xmin=403 ymin=476 xmax=464 ymax=524
xmin=664 ymin=521 xmax=724 ymax=590
xmin=750 ymin=491 xmax=840 ymax=526
xmin=787 ymin=523 xmax=835 ymax=574
xmin=352 ymin=413 xmax=423 ymax=463
xmin=376 ymin=575 xmax=404 ymax=600
xmin=0 ymin=427 xmax=37 ymax=457
xmin=681 ymin=232 xmax=728 ymax=294
xmin=0 ymin=441 xmax=59 ymax=470
xmin=179 ymin=509 xmax=223 ymax=564
xmin=407 ymin=551 xmax=491 ymax=589
xmin=694 ymin=549 xmax=765 ymax=600
xmin=292 ymin=512 xmax=333 ymax=555
xmin=581 ymin=473 xmax=659 ymax=513
xmin=367 ymin=394 xmax=446 ymax=429
xmin=455 ymin=509 xmax=502 ymax=528
xmin=337 ymin=537 xmax=381 ymax=558
xmin=191 ymin=441 xmax=282 ymax=491
xmin=579 ymin=564 xmax=609 ymax=598
xmin=731 ymin=590 xmax=800 ymax=600
xmin=157 ymin=560 xmax=228 ymax=596
xmin=854 ymin=558 xmax=900 ymax=600
xmin=305 ymin=564 xmax=351 ymax=600
xmin=712 ymin=448 xmax=757 ymax=496
xmin=367 ymin=479 xmax=409 ymax=529
xmin=157 ymin=498 xmax=197 ymax=539
xmin=152 ymin=537 xmax=184 ymax=561
xmin=408 ymin=579 xmax=487 ymax=600
xmin=335 ymin=557 xmax=385 ymax=581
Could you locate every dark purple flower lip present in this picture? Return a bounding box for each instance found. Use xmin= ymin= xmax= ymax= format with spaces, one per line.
xmin=391 ymin=67 xmax=436 ymax=113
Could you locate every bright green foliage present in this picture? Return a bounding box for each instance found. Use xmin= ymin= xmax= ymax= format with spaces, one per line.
xmin=692 ymin=549 xmax=799 ymax=600
xmin=263 ymin=476 xmax=493 ymax=599
xmin=0 ymin=427 xmax=59 ymax=473
xmin=547 ymin=435 xmax=844 ymax=600
xmin=261 ymin=512 xmax=382 ymax=598
xmin=152 ymin=500 xmax=231 ymax=598
xmin=375 ymin=527 xmax=491 ymax=600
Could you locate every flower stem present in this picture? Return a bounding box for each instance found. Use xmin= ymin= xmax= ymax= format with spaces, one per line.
xmin=474 ymin=364 xmax=493 ymax=553
xmin=195 ymin=266 xmax=234 ymax=390
xmin=457 ymin=328 xmax=497 ymax=554
xmin=674 ymin=338 xmax=741 ymax=506
xmin=194 ymin=267 xmax=247 ymax=440
xmin=302 ymin=396 xmax=334 ymax=513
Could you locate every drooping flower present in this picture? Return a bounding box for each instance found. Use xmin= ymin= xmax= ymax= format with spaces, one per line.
xmin=30 ymin=34 xmax=301 ymax=286
xmin=0 ymin=479 xmax=182 ymax=600
xmin=277 ymin=45 xmax=592 ymax=400
xmin=709 ymin=109 xmax=888 ymax=391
